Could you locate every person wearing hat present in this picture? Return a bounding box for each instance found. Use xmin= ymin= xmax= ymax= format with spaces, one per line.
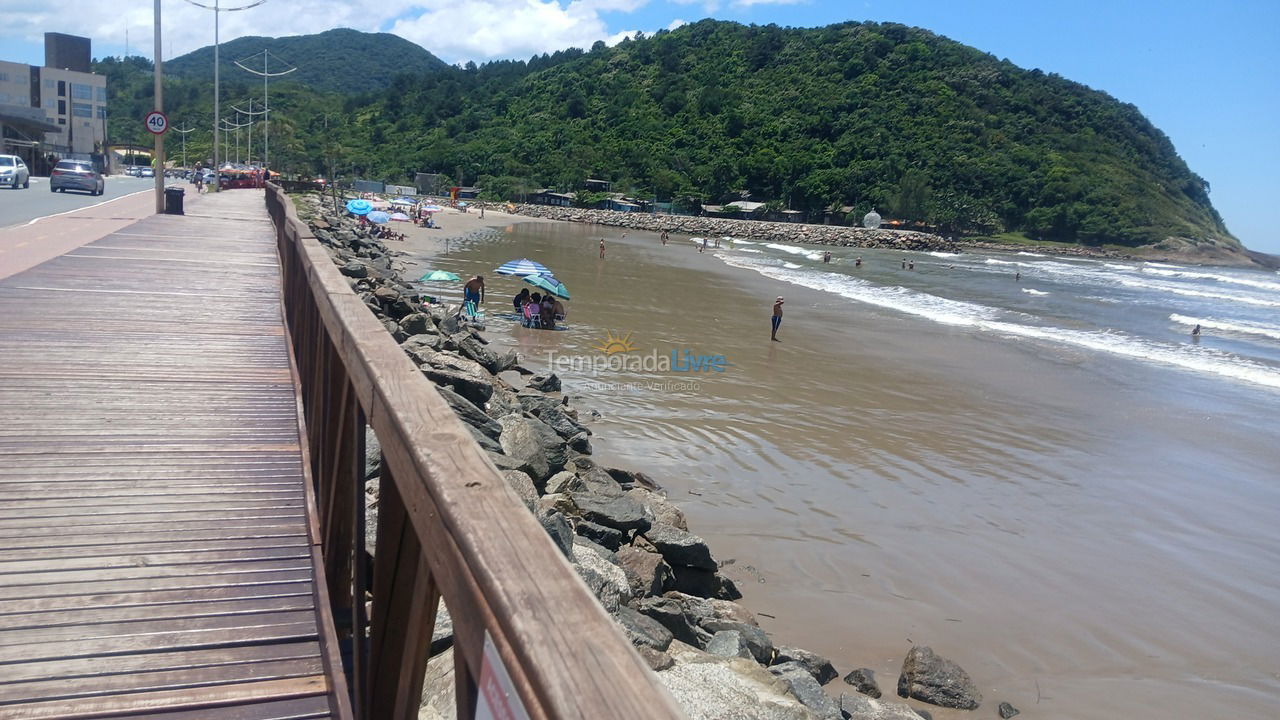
xmin=771 ymin=297 xmax=784 ymax=342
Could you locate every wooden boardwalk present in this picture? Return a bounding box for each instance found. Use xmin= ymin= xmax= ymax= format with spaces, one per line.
xmin=0 ymin=191 xmax=349 ymax=719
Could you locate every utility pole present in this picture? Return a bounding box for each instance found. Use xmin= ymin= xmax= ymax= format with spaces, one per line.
xmin=153 ymin=0 xmax=164 ymax=213
xmin=172 ymin=122 xmax=194 ymax=169
xmin=230 ymin=99 xmax=265 ymax=164
xmin=235 ymin=50 xmax=295 ymax=170
xmin=184 ymin=0 xmax=265 ymax=191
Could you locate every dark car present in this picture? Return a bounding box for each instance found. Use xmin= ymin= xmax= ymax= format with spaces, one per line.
xmin=50 ymin=160 xmax=105 ymax=195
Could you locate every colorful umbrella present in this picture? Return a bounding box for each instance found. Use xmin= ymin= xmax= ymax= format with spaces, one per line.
xmin=496 ymin=258 xmax=552 ymax=276
xmin=345 ymin=198 xmax=373 ymax=215
xmin=367 ymin=211 xmax=391 ymax=224
xmin=524 ymin=274 xmax=570 ymax=299
xmin=390 ymin=212 xmax=411 ymax=221
xmin=419 ymin=270 xmax=461 ymax=282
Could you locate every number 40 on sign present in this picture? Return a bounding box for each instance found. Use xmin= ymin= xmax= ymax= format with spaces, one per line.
xmin=145 ymin=110 xmax=168 ymax=135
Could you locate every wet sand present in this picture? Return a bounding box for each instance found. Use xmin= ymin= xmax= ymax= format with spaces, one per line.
xmin=399 ymin=219 xmax=1280 ymax=719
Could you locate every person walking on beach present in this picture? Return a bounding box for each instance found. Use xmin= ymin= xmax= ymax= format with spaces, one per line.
xmin=661 ymin=230 xmax=669 ymax=245
xmin=771 ymin=297 xmax=784 ymax=342
xmin=901 ymin=258 xmax=907 ymax=269
xmin=599 ymin=238 xmax=606 ymax=259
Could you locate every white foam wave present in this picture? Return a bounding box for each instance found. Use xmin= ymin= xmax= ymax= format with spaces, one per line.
xmin=782 ymin=262 xmax=802 ymax=269
xmin=734 ymin=239 xmax=759 ymax=245
xmin=1021 ymin=288 xmax=1050 ymax=296
xmin=928 ymin=252 xmax=961 ymax=258
xmin=1118 ymin=279 xmax=1280 ymax=308
xmin=765 ymin=243 xmax=824 ymax=261
xmin=734 ymin=248 xmax=762 ymax=254
xmin=1017 ymin=252 xmax=1048 ymax=257
xmin=1141 ymin=267 xmax=1280 ymax=293
xmin=1169 ymin=314 xmax=1280 ymax=341
xmin=1104 ymin=263 xmax=1133 ymax=271
xmin=985 ymin=258 xmax=1019 ymax=266
xmin=1146 ymin=262 xmax=1188 ymax=269
xmin=720 ymin=255 xmax=1280 ymax=391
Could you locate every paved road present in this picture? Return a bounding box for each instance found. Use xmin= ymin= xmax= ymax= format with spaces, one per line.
xmin=0 ymin=175 xmax=161 ymax=229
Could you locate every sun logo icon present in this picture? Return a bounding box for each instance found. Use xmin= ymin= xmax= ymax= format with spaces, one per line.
xmin=593 ymin=330 xmax=638 ymax=355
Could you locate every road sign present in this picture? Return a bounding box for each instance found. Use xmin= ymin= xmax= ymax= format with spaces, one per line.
xmin=144 ymin=111 xmax=169 ymax=135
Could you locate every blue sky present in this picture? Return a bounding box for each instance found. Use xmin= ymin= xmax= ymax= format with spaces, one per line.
xmin=4 ymin=0 xmax=1277 ymax=252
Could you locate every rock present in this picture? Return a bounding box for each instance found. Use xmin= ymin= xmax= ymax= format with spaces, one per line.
xmin=998 ymin=701 xmax=1020 ymax=719
xmin=570 ymin=539 xmax=631 ymax=613
xmin=502 ymin=470 xmax=537 ymax=512
xmin=632 ymin=595 xmax=709 ymax=647
xmin=574 ymin=519 xmax=627 ymax=551
xmin=466 ymin=426 xmax=502 ymax=453
xmin=544 ymin=471 xmax=584 ymax=494
xmin=706 ymin=630 xmax=755 ymax=660
xmin=670 ymin=565 xmax=742 ymax=600
xmin=387 ymin=298 xmax=416 ymax=319
xmin=516 ymin=392 xmax=560 ymax=416
xmin=399 ymin=312 xmax=435 ymax=335
xmin=644 ymin=522 xmax=716 ymax=570
xmin=538 ymin=405 xmax=589 ymax=439
xmin=493 ymin=349 xmax=519 ymax=373
xmin=567 ymin=431 xmax=592 ymax=453
xmin=418 ymin=646 xmax=457 ymax=719
xmin=430 ymin=604 xmax=454 ymax=656
xmin=658 ymin=652 xmax=814 ymax=720
xmin=896 ymin=646 xmax=982 ymax=710
xmin=843 ymin=668 xmax=882 ymax=698
xmin=773 ymin=646 xmax=838 ymax=686
xmin=340 ymin=260 xmax=368 ymax=278
xmin=605 ymin=466 xmax=661 ymax=490
xmin=637 ymin=646 xmax=675 ymax=672
xmin=769 ymin=663 xmax=842 ymax=719
xmin=616 ymin=546 xmax=674 ymax=597
xmin=364 ymin=427 xmax=381 ymax=481
xmin=536 ymin=508 xmax=573 ymax=559
xmin=527 ymin=373 xmax=561 ymax=392
xmin=438 ymin=314 xmax=462 ymax=335
xmin=700 ymin=620 xmax=772 ymax=664
xmin=497 ymin=415 xmax=550 ymax=481
xmin=567 ymin=491 xmax=651 ymax=532
xmin=614 ymin=605 xmax=674 ymax=651
xmin=707 ymin=599 xmax=759 ymax=627
xmin=401 ymin=333 xmax=442 ymax=358
xmin=627 ymin=487 xmax=688 ymax=530
xmin=838 ymin=693 xmax=926 ymax=720
xmin=456 ymin=334 xmax=500 ymax=373
xmin=577 ymin=467 xmax=625 ymax=497
xmin=422 ymin=366 xmax=493 ymax=407
xmin=435 ymin=385 xmax=502 ymax=440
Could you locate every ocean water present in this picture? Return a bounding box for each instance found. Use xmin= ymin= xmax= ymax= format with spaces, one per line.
xmin=406 ymin=223 xmax=1280 ymax=720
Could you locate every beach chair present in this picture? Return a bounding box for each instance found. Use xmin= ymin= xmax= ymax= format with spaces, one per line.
xmin=522 ymin=303 xmax=542 ymax=328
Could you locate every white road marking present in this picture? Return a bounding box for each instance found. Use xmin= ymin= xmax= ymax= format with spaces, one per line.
xmin=24 ymin=189 xmax=152 ymax=226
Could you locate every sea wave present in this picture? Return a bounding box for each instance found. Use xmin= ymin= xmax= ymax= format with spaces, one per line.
xmin=1141 ymin=267 xmax=1280 ymax=293
xmin=1021 ymin=288 xmax=1050 ymax=296
xmin=734 ymin=248 xmax=763 ymax=254
xmin=1017 ymin=252 xmax=1048 ymax=257
xmin=782 ymin=262 xmax=802 ymax=269
xmin=719 ymin=255 xmax=1280 ymax=390
xmin=928 ymin=252 xmax=961 ymax=258
xmin=1118 ymin=279 xmax=1280 ymax=308
xmin=765 ymin=243 xmax=825 ymax=261
xmin=1169 ymin=314 xmax=1280 ymax=341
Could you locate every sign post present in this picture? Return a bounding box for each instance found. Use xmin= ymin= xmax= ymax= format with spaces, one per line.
xmin=151 ymin=0 xmax=165 ymax=213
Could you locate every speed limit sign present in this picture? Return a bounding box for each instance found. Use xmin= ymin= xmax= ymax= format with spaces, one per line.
xmin=144 ymin=110 xmax=168 ymax=135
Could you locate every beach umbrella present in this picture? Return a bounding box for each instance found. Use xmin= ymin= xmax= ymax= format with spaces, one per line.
xmin=345 ymin=198 xmax=373 ymax=215
xmin=367 ymin=211 xmax=391 ymax=224
xmin=390 ymin=197 xmax=416 ymax=206
xmin=419 ymin=270 xmax=461 ymax=282
xmin=422 ymin=204 xmax=444 ymax=212
xmin=390 ymin=212 xmax=411 ymax=221
xmin=524 ymin=274 xmax=570 ymax=299
xmin=496 ymin=258 xmax=552 ymax=276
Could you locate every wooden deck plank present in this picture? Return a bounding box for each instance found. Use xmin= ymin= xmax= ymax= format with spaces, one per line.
xmin=0 ymin=191 xmax=342 ymax=718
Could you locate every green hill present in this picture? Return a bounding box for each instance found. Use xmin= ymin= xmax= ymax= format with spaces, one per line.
xmin=98 ymin=21 xmax=1239 ymax=251
xmin=163 ymin=28 xmax=449 ymax=94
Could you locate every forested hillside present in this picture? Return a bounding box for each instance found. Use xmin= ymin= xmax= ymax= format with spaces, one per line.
xmin=100 ymin=21 xmax=1237 ymax=248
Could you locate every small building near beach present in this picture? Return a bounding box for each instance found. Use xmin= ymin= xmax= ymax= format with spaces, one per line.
xmin=530 ymin=189 xmax=574 ymax=207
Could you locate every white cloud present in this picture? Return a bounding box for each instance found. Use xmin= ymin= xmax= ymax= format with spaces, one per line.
xmin=667 ymin=18 xmax=689 ymax=31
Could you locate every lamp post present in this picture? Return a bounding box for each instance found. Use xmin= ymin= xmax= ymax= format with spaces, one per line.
xmin=235 ymin=49 xmax=295 ymax=170
xmin=182 ymin=0 xmax=265 ymax=190
xmin=152 ymin=0 xmax=164 ymax=213
xmin=172 ymin=122 xmax=194 ymax=169
xmin=229 ymin=98 xmax=265 ymax=164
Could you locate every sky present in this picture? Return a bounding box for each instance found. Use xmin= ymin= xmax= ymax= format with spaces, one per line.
xmin=2 ymin=0 xmax=1278 ymax=253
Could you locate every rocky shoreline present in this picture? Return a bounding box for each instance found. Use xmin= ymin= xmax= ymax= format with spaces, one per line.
xmin=292 ymin=191 xmax=1011 ymax=720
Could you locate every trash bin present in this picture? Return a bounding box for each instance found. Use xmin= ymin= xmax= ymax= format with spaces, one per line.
xmin=164 ymin=186 xmax=185 ymax=215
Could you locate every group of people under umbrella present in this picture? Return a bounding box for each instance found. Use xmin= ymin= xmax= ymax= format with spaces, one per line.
xmin=418 ymin=257 xmax=569 ymax=330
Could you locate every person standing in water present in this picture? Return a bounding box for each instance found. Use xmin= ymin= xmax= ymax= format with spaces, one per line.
xmin=1192 ymin=324 xmax=1202 ymax=337
xmin=463 ymin=275 xmax=485 ymax=307
xmin=771 ymin=297 xmax=784 ymax=342
xmin=661 ymin=230 xmax=669 ymax=245
xmin=1016 ymin=271 xmax=1021 ymax=281
xmin=855 ymin=256 xmax=863 ymax=267
xmin=599 ymin=238 xmax=606 ymax=259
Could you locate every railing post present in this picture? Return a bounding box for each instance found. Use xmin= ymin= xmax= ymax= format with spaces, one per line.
xmin=368 ymin=464 xmax=440 ymax=719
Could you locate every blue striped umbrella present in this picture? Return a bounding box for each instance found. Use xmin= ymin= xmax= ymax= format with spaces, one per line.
xmin=345 ymin=198 xmax=373 ymax=215
xmin=496 ymin=258 xmax=551 ymax=276
xmin=367 ymin=211 xmax=391 ymax=224
xmin=524 ymin=274 xmax=570 ymax=299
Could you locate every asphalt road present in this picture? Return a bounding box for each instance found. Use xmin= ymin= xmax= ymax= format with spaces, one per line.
xmin=0 ymin=175 xmax=160 ymax=229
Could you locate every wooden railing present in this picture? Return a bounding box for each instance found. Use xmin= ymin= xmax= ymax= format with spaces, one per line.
xmin=264 ymin=184 xmax=685 ymax=720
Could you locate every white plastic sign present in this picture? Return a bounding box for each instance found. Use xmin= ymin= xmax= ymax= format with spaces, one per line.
xmin=475 ymin=631 xmax=531 ymax=720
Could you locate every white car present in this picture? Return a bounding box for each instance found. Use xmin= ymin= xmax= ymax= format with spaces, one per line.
xmin=0 ymin=155 xmax=30 ymax=189
xmin=139 ymin=167 xmax=155 ymax=178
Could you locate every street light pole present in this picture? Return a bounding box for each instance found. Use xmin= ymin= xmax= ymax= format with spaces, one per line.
xmin=183 ymin=0 xmax=264 ymax=191
xmin=172 ymin=122 xmax=194 ymax=169
xmin=235 ymin=49 xmax=296 ymax=170
xmin=153 ymin=0 xmax=164 ymax=213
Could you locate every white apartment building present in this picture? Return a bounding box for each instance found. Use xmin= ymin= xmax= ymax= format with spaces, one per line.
xmin=0 ymin=33 xmax=107 ymax=170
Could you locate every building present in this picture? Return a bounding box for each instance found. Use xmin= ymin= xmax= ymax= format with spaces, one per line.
xmin=0 ymin=33 xmax=107 ymax=172
xmin=530 ymin=189 xmax=574 ymax=207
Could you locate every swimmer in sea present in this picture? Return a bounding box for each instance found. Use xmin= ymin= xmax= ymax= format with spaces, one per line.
xmin=1192 ymin=324 xmax=1201 ymax=336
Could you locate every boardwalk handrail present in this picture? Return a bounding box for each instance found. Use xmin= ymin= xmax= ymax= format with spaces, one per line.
xmin=264 ymin=184 xmax=685 ymax=719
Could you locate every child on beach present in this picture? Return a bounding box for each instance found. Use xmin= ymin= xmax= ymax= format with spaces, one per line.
xmin=771 ymin=297 xmax=784 ymax=342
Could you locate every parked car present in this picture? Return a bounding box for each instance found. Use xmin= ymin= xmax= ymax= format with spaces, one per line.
xmin=0 ymin=155 xmax=30 ymax=189
xmin=139 ymin=167 xmax=155 ymax=178
xmin=50 ymin=160 xmax=105 ymax=195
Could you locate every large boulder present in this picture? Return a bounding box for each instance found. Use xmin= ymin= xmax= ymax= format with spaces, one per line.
xmin=538 ymin=405 xmax=589 ymax=439
xmin=644 ymin=522 xmax=716 ymax=570
xmin=574 ymin=519 xmax=626 ymax=551
xmin=627 ymin=487 xmax=688 ymax=530
xmin=455 ymin=334 xmax=501 ymax=373
xmin=773 ymin=646 xmax=838 ymax=686
xmin=616 ymin=546 xmax=673 ymax=598
xmin=896 ymin=646 xmax=982 ymax=710
xmin=658 ymin=649 xmax=815 ymax=720
xmin=613 ymin=605 xmax=673 ymax=651
xmin=536 ymin=507 xmax=573 ymax=559
xmin=418 ymin=646 xmax=456 ymax=720
xmin=632 ymin=595 xmax=709 ymax=648
xmin=838 ymin=693 xmax=926 ymax=720
xmin=340 ymin=260 xmax=368 ymax=278
xmin=567 ymin=491 xmax=651 ymax=532
xmin=422 ymin=367 xmax=493 ymax=407
xmin=706 ymin=630 xmax=755 ymax=660
xmin=700 ymin=620 xmax=772 ymax=664
xmin=569 ymin=538 xmax=631 ymax=613
xmin=399 ymin=312 xmax=436 ymax=336
xmin=769 ymin=663 xmax=842 ymax=719
xmin=527 ymin=373 xmax=561 ymax=392
xmin=497 ymin=415 xmax=551 ymax=481
xmin=435 ymin=385 xmax=502 ymax=441
xmin=501 ymin=469 xmax=537 ymax=512
xmin=843 ymin=668 xmax=881 ymax=698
